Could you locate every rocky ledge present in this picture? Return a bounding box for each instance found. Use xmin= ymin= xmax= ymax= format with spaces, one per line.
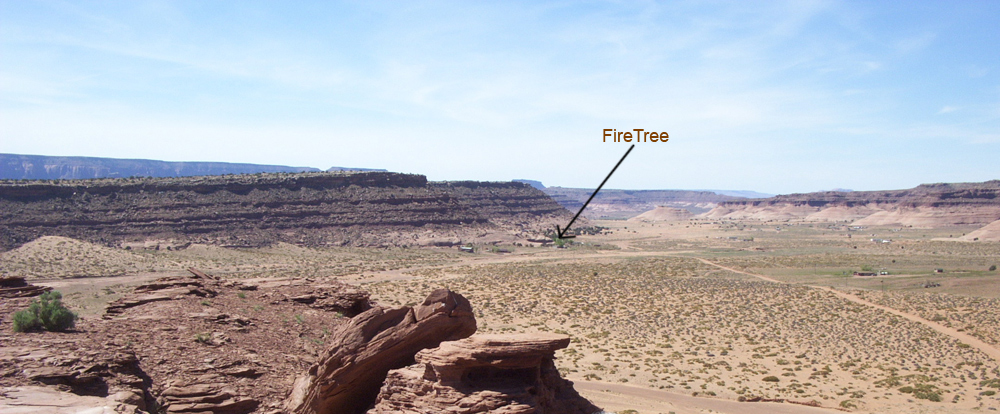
xmin=0 ymin=276 xmax=51 ymax=298
xmin=3 ymin=275 xmax=601 ymax=414
xmin=369 ymin=333 xmax=600 ymax=414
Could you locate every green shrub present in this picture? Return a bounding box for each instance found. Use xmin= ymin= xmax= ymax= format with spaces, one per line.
xmin=11 ymin=291 xmax=77 ymax=332
xmin=917 ymin=391 xmax=941 ymax=402
xmin=194 ymin=333 xmax=211 ymax=344
xmin=762 ymin=376 xmax=780 ymax=382
xmin=900 ymin=383 xmax=942 ymax=401
xmin=12 ymin=310 xmax=39 ymax=332
xmin=990 ymin=265 xmax=997 ymax=271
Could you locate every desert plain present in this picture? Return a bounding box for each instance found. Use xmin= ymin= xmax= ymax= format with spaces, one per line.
xmin=2 ymin=215 xmax=999 ymax=414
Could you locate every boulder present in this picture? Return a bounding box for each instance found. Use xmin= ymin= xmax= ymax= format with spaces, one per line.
xmin=286 ymin=289 xmax=477 ymax=414
xmin=288 ymin=286 xmax=372 ymax=316
xmin=160 ymin=377 xmax=259 ymax=414
xmin=367 ymin=333 xmax=600 ymax=414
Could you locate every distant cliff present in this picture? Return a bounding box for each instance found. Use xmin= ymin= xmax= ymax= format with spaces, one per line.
xmin=0 ymin=172 xmax=571 ymax=251
xmin=704 ymin=180 xmax=1000 ymax=227
xmin=541 ymin=187 xmax=740 ymax=219
xmin=0 ymin=153 xmax=386 ymax=180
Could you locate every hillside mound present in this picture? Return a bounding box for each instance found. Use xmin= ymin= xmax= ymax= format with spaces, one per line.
xmin=629 ymin=206 xmax=694 ymax=222
xmin=0 ymin=236 xmax=152 ymax=278
xmin=960 ymin=219 xmax=1000 ymax=241
xmin=803 ymin=205 xmax=878 ymax=222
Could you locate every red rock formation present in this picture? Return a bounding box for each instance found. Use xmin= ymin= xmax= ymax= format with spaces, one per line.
xmin=286 ymin=289 xmax=477 ymax=414
xmin=368 ymin=333 xmax=600 ymax=414
xmin=0 ymin=276 xmax=51 ymax=297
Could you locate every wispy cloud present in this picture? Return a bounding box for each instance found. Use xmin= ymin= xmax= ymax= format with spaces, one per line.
xmin=2 ymin=1 xmax=998 ymax=193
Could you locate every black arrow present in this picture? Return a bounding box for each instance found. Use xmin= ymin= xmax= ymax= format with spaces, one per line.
xmin=555 ymin=144 xmax=634 ymax=239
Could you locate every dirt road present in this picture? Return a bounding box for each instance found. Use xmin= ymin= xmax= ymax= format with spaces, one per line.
xmin=694 ymin=258 xmax=1000 ymax=362
xmin=575 ymin=381 xmax=842 ymax=414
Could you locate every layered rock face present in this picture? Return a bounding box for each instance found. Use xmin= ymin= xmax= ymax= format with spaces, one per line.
xmin=369 ymin=333 xmax=600 ymax=414
xmin=0 ymin=172 xmax=571 ymax=250
xmin=287 ymin=289 xmax=478 ymax=414
xmin=704 ymin=180 xmax=1000 ymax=227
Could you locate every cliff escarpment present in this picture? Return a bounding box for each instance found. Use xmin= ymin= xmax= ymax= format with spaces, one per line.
xmin=542 ymin=187 xmax=739 ymax=219
xmin=0 ymin=172 xmax=571 ymax=251
xmin=704 ymin=180 xmax=1000 ymax=227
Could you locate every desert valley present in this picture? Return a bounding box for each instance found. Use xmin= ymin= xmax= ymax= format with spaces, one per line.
xmin=1 ymin=168 xmax=999 ymax=414
xmin=5 ymin=1 xmax=999 ymax=413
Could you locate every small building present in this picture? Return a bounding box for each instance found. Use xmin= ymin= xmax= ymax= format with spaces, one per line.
xmin=459 ymin=246 xmax=474 ymax=253
xmin=934 ymin=268 xmax=944 ymax=273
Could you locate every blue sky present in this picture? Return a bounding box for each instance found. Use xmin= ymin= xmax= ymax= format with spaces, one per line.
xmin=1 ymin=1 xmax=998 ymax=194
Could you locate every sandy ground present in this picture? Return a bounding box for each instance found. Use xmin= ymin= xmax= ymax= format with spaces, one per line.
xmin=5 ymin=218 xmax=1000 ymax=413
xmin=576 ymin=381 xmax=842 ymax=414
xmin=693 ymin=258 xmax=1000 ymax=362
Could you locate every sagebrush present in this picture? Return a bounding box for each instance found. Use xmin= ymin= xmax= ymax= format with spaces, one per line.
xmin=11 ymin=291 xmax=77 ymax=332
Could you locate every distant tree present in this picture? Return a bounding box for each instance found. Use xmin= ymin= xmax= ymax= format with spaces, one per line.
xmin=990 ymin=265 xmax=997 ymax=272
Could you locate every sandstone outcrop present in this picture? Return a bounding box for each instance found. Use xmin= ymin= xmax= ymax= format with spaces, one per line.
xmin=0 ymin=276 xmax=51 ymax=298
xmin=0 ymin=172 xmax=572 ymax=251
xmin=287 ymin=289 xmax=477 ymax=414
xmin=3 ymin=274 xmax=602 ymax=414
xmin=2 ymin=272 xmax=391 ymax=414
xmin=105 ymin=269 xmax=219 ymax=316
xmin=287 ymin=286 xmax=372 ymax=316
xmin=368 ymin=333 xmax=600 ymax=414
xmin=0 ymin=346 xmax=152 ymax=413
